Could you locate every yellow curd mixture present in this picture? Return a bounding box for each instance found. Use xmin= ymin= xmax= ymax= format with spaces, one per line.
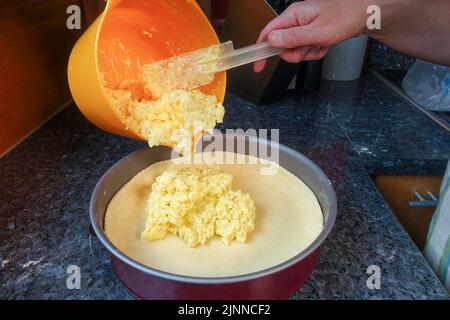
xmin=105 ymin=88 xmax=224 ymax=154
xmin=104 ymin=152 xmax=324 ymax=277
xmin=141 ymin=167 xmax=256 ymax=247
xmin=103 ymin=45 xmax=223 ymax=155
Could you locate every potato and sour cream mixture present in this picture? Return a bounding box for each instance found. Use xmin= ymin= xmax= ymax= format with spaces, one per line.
xmin=106 ymin=88 xmax=224 ymax=155
xmin=102 ymin=44 xmax=324 ymax=276
xmin=104 ymin=45 xmax=223 ymax=155
xmin=141 ymin=167 xmax=256 ymax=247
xmin=103 ymin=46 xmax=258 ymax=249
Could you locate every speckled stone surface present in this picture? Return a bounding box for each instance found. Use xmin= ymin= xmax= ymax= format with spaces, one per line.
xmin=1 ymin=72 xmax=449 ymax=300
xmin=369 ymin=40 xmax=415 ymax=73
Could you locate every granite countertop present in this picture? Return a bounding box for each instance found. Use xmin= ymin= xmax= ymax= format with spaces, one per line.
xmin=1 ymin=71 xmax=449 ymax=300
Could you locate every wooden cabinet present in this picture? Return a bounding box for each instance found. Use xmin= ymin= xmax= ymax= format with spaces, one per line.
xmin=82 ymin=0 xmax=106 ymax=25
xmin=197 ymin=0 xmax=212 ymax=20
xmin=0 ymin=0 xmax=85 ymax=156
xmin=375 ymin=175 xmax=443 ymax=250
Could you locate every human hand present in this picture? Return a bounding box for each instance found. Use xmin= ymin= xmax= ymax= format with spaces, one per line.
xmin=254 ymin=0 xmax=370 ymax=72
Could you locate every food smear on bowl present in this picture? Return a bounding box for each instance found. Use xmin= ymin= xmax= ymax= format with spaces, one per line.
xmin=104 ymin=152 xmax=324 ymax=278
xmin=141 ymin=168 xmax=256 ymax=247
xmin=141 ymin=44 xmax=221 ymax=99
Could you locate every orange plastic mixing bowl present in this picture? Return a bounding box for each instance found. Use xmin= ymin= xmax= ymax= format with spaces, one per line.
xmin=68 ymin=0 xmax=226 ymax=141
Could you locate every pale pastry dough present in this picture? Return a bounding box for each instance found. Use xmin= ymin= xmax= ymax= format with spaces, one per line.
xmin=104 ymin=152 xmax=323 ymax=278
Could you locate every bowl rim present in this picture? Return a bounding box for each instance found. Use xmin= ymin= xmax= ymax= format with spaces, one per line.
xmin=90 ymin=135 xmax=337 ymax=284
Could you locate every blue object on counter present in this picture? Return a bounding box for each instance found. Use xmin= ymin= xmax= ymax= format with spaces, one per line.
xmin=403 ymin=60 xmax=450 ymax=112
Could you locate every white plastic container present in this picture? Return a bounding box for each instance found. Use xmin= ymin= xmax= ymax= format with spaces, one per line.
xmin=321 ymin=35 xmax=368 ymax=81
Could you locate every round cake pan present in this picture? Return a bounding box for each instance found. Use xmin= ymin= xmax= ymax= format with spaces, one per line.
xmin=90 ymin=134 xmax=337 ymax=300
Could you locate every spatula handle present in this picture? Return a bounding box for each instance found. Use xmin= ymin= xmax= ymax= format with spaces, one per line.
xmin=214 ymin=41 xmax=285 ymax=72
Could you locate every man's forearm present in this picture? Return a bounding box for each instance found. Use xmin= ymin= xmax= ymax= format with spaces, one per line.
xmin=365 ymin=0 xmax=450 ymax=66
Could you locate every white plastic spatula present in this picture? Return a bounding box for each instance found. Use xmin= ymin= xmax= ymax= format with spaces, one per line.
xmin=142 ymin=41 xmax=285 ymax=98
xmin=204 ymin=41 xmax=285 ymax=72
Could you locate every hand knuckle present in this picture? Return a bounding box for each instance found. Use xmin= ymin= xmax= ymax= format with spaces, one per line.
xmin=288 ymin=2 xmax=301 ymax=10
xmin=318 ymin=37 xmax=332 ymax=47
xmin=285 ymin=29 xmax=298 ymax=46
